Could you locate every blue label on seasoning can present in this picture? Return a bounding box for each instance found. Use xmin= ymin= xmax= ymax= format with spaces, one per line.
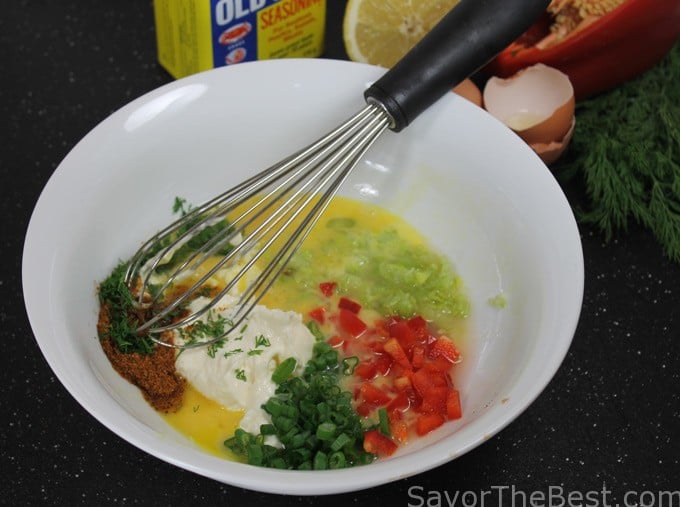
xmin=154 ymin=0 xmax=326 ymax=79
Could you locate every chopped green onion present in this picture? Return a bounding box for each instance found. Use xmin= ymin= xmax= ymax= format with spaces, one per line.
xmin=313 ymin=451 xmax=328 ymax=470
xmin=247 ymin=444 xmax=263 ymax=466
xmin=270 ymin=457 xmax=287 ymax=469
xmin=330 ymin=433 xmax=352 ymax=452
xmin=306 ymin=320 xmax=326 ymax=342
xmin=272 ymin=357 xmax=297 ymax=384
xmin=342 ymin=356 xmax=359 ymax=375
xmin=272 ymin=415 xmax=295 ymax=433
xmin=378 ymin=407 xmax=391 ymax=436
xmin=223 ymin=335 xmax=375 ymax=470
xmin=316 ymin=421 xmax=337 ymax=441
xmin=260 ymin=424 xmax=276 ymax=436
xmin=329 ymin=451 xmax=347 ymax=469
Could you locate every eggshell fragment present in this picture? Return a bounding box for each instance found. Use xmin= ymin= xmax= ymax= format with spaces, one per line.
xmin=483 ymin=64 xmax=575 ymax=146
xmin=530 ymin=117 xmax=575 ymax=165
xmin=452 ymin=79 xmax=482 ymax=107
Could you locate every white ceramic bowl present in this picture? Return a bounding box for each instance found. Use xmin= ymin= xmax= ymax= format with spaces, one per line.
xmin=22 ymin=59 xmax=583 ymax=495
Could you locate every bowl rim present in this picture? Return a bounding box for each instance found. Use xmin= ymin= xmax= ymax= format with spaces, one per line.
xmin=22 ymin=58 xmax=584 ymax=495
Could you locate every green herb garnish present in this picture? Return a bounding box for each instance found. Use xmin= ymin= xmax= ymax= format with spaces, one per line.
xmin=177 ymin=311 xmax=228 ymax=354
xmin=558 ymin=42 xmax=680 ymax=262
xmin=377 ymin=407 xmax=391 ymax=437
xmin=224 ymin=341 xmax=375 ymax=469
xmin=97 ymin=261 xmax=154 ymax=354
xmin=341 ymin=356 xmax=359 ymax=375
xmin=139 ymin=196 xmax=235 ymax=274
xmin=97 ymin=197 xmax=239 ymax=355
xmin=271 ymin=357 xmax=297 ymax=384
xmin=224 ymin=348 xmax=243 ymax=358
xmin=254 ymin=334 xmax=271 ymax=348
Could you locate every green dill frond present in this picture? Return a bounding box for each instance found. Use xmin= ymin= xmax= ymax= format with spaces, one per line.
xmin=98 ymin=261 xmax=155 ymax=354
xmin=558 ymin=42 xmax=680 ymax=262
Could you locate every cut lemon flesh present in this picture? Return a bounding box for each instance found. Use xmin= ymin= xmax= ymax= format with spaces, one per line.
xmin=343 ymin=0 xmax=462 ymax=68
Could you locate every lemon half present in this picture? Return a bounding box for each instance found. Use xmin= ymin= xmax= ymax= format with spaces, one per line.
xmin=343 ymin=0 xmax=462 ymax=68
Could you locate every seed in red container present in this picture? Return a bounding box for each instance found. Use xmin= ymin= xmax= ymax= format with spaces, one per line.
xmin=218 ymin=22 xmax=252 ymax=45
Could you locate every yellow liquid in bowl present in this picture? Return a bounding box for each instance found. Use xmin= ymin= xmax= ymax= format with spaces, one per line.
xmin=163 ymin=386 xmax=244 ymax=460
xmin=162 ymin=196 xmax=468 ymax=458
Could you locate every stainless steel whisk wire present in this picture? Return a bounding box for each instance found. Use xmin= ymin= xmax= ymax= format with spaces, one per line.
xmin=123 ymin=0 xmax=551 ymax=350
xmin=125 ymin=103 xmax=392 ymax=348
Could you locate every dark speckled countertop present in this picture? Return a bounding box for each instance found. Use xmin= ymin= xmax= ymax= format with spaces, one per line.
xmin=2 ymin=2 xmax=679 ymax=505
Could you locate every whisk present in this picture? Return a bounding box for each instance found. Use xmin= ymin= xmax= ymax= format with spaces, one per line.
xmin=125 ymin=0 xmax=550 ymax=349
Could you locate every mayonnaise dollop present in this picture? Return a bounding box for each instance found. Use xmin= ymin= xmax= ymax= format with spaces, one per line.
xmin=174 ymin=295 xmax=315 ymax=434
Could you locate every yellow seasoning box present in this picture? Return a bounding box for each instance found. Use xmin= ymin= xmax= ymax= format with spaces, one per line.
xmin=153 ymin=0 xmax=326 ymax=79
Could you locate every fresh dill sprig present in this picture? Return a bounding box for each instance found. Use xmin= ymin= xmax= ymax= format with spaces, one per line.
xmin=141 ymin=196 xmax=235 ymax=272
xmin=97 ymin=261 xmax=154 ymax=354
xmin=98 ymin=196 xmax=239 ymax=355
xmin=558 ymin=42 xmax=680 ymax=262
xmin=177 ymin=311 xmax=229 ymax=356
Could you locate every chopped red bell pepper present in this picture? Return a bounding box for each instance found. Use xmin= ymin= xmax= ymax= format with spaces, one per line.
xmin=308 ymin=306 xmax=326 ymax=324
xmin=338 ymin=308 xmax=367 ymax=337
xmin=355 ymin=402 xmax=372 ymax=417
xmin=393 ymin=375 xmax=412 ymax=392
xmin=415 ymin=413 xmax=445 ymax=436
xmin=411 ymin=344 xmax=425 ymax=369
xmin=373 ymin=353 xmax=393 ymax=376
xmin=317 ymin=291 xmax=464 ymax=455
xmin=363 ymin=430 xmax=398 ymax=457
xmin=410 ymin=368 xmax=432 ymax=398
xmin=386 ymin=391 xmax=411 ymax=413
xmin=422 ymin=356 xmax=455 ymax=374
xmin=383 ymin=337 xmax=412 ymax=370
xmin=419 ymin=386 xmax=449 ymax=415
xmin=338 ymin=297 xmax=362 ymax=314
xmin=354 ymin=361 xmax=377 ymax=380
xmin=389 ymin=319 xmax=419 ymax=352
xmin=359 ymin=382 xmax=391 ymax=406
xmin=430 ymin=336 xmax=461 ymax=363
xmin=389 ymin=418 xmax=409 ymax=443
xmin=327 ymin=335 xmax=344 ymax=348
xmin=446 ymin=389 xmax=463 ymax=420
xmin=407 ymin=315 xmax=429 ymax=339
xmin=319 ymin=281 xmax=337 ymax=297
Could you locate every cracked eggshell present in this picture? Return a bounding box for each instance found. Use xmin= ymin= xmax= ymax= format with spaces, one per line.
xmin=530 ymin=117 xmax=575 ymax=165
xmin=483 ymin=63 xmax=575 ymax=146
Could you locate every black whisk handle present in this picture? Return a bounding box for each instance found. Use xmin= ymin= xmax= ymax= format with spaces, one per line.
xmin=364 ymin=0 xmax=550 ymax=132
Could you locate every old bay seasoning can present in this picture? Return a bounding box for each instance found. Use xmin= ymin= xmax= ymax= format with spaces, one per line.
xmin=153 ymin=0 xmax=326 ymax=79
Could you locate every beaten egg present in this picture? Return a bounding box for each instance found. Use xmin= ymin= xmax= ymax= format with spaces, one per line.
xmin=162 ymin=196 xmax=469 ymax=459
